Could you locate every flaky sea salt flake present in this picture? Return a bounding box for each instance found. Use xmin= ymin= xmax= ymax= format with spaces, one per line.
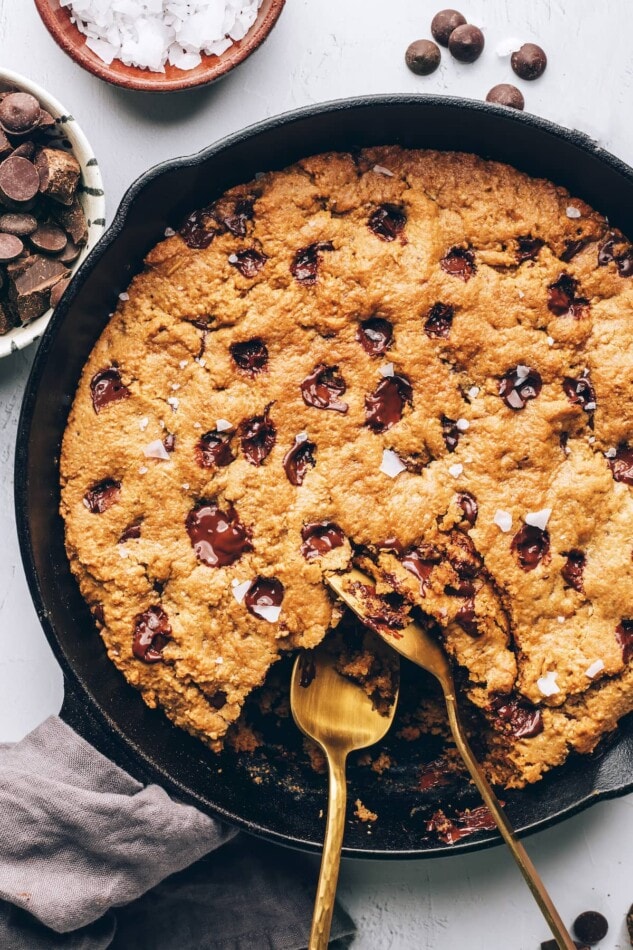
xmin=380 ymin=449 xmax=407 ymax=478
xmin=232 ymin=579 xmax=251 ymax=604
xmin=525 ymin=507 xmax=551 ymax=530
xmin=456 ymin=418 xmax=470 ymax=431
xmin=537 ymin=671 xmax=559 ymax=696
xmin=379 ymin=363 xmax=394 ymax=377
xmin=566 ymin=206 xmax=581 ymax=219
xmin=254 ymin=604 xmax=282 ymax=623
xmin=448 ymin=463 xmax=463 ymax=478
xmin=143 ymin=439 xmax=170 ymax=460
xmin=493 ymin=509 xmax=512 ymax=532
xmin=373 ymin=164 xmax=395 ymax=177
xmin=585 ymin=659 xmax=605 ymax=679
xmin=216 ymin=419 xmax=233 ymax=432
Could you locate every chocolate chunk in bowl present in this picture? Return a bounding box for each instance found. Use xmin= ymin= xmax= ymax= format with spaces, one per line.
xmin=0 ymin=69 xmax=104 ymax=357
xmin=18 ymin=97 xmax=633 ymax=860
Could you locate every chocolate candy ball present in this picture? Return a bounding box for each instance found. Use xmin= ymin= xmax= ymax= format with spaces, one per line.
xmin=448 ymin=24 xmax=485 ymax=63
xmin=486 ymin=84 xmax=525 ymax=110
xmin=573 ymin=910 xmax=608 ymax=945
xmin=431 ymin=9 xmax=466 ymax=46
xmin=511 ymin=43 xmax=547 ymax=80
xmin=405 ymin=39 xmax=441 ymax=76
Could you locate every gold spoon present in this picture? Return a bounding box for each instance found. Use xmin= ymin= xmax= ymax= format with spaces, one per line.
xmin=326 ymin=566 xmax=576 ymax=950
xmin=290 ymin=645 xmax=399 ymax=950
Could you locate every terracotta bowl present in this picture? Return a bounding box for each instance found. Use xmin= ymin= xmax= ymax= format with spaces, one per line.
xmin=0 ymin=68 xmax=105 ymax=359
xmin=34 ymin=0 xmax=286 ymax=93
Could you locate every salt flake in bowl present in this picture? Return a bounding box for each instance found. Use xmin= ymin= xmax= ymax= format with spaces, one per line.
xmin=35 ymin=0 xmax=286 ymax=93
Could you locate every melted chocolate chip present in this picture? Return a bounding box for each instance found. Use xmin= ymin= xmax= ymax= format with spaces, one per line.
xmin=426 ymin=804 xmax=496 ymax=844
xmin=424 ymin=302 xmax=454 ymax=338
xmin=511 ymin=524 xmax=550 ymax=571
xmin=448 ymin=533 xmax=483 ymax=578
xmin=516 ymin=235 xmax=543 ymax=263
xmin=418 ymin=759 xmax=452 ymax=791
xmin=440 ymin=246 xmax=476 ymax=281
xmin=214 ymin=196 xmax=255 ymax=236
xmin=365 ymin=374 xmax=412 ymax=432
xmin=283 ymin=436 xmax=316 ymax=486
xmin=300 ymin=521 xmax=346 ymax=560
xmin=441 ymin=415 xmax=460 ymax=452
xmin=457 ymin=491 xmax=478 ymax=526
xmin=401 ymin=546 xmax=441 ymax=596
xmin=368 ymin=204 xmax=407 ymax=242
xmin=230 ymin=338 xmax=268 ymax=376
xmin=290 ymin=241 xmax=334 ymax=284
xmin=239 ymin=404 xmax=276 ymax=466
xmin=180 ymin=195 xmax=255 ymax=248
xmin=83 ymin=479 xmax=121 ymax=514
xmin=119 ymin=521 xmax=141 ymax=543
xmin=185 ymin=501 xmax=252 ymax=567
xmin=229 ymin=248 xmax=267 ymax=278
xmin=498 ymin=366 xmax=542 ymax=410
xmin=547 ymin=273 xmax=589 ymax=318
xmin=608 ymin=443 xmax=633 ymax=485
xmin=163 ymin=433 xmax=176 ymax=453
xmin=377 ymin=536 xmax=405 ymax=555
xmin=563 ymin=373 xmax=596 ymax=411
xmin=301 ymin=363 xmax=348 ymax=413
xmin=90 ymin=367 xmax=130 ymax=414
xmin=356 ymin=317 xmax=393 ymax=356
xmin=560 ymin=237 xmax=590 ymax=263
xmin=299 ymin=649 xmax=316 ymax=686
xmin=196 ymin=430 xmax=235 ymax=468
xmin=209 ymin=690 xmax=228 ymax=709
xmin=491 ymin=694 xmax=544 ymax=739
xmin=348 ymin=581 xmax=408 ymax=635
xmin=455 ymin=598 xmax=481 ymax=637
xmin=561 ymin=549 xmax=586 ymax=592
xmin=616 ymin=619 xmax=633 ymax=663
xmin=133 ymin=605 xmax=171 ymax=663
xmin=244 ymin=576 xmax=284 ymax=618
xmin=179 ymin=206 xmax=219 ymax=249
xmin=598 ymin=231 xmax=633 ymax=276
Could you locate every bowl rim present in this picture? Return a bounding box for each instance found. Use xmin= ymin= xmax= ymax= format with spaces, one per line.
xmin=15 ymin=93 xmax=633 ymax=858
xmin=0 ymin=67 xmax=106 ymax=359
xmin=33 ymin=0 xmax=287 ymax=93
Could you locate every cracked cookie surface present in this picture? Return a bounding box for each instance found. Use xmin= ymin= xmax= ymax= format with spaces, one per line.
xmin=61 ymin=146 xmax=633 ymax=787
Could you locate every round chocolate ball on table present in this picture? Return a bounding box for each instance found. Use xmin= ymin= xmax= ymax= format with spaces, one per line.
xmin=430 ymin=9 xmax=466 ymax=46
xmin=448 ymin=24 xmax=485 ymax=63
xmin=405 ymin=39 xmax=441 ymax=75
xmin=486 ymin=84 xmax=525 ymax=110
xmin=573 ymin=910 xmax=608 ymax=945
xmin=511 ymin=43 xmax=547 ymax=80
xmin=0 ymin=92 xmax=41 ymax=136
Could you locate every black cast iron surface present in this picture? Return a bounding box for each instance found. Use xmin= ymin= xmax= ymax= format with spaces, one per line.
xmin=15 ymin=95 xmax=633 ymax=858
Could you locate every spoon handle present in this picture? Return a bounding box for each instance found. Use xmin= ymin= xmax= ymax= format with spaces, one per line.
xmin=309 ymin=746 xmax=348 ymax=950
xmin=443 ymin=692 xmax=576 ymax=950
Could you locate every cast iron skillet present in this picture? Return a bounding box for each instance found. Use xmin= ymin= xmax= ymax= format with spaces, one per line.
xmin=15 ymin=95 xmax=633 ymax=858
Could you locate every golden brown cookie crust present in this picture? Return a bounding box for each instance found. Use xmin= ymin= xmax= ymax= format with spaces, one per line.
xmin=61 ymin=146 xmax=633 ymax=785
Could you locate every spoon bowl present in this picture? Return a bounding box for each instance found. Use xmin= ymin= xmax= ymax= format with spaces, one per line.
xmin=291 ymin=644 xmax=399 ymax=949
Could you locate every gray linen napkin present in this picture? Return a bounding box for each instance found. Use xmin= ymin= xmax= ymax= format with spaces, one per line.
xmin=0 ymin=717 xmax=355 ymax=949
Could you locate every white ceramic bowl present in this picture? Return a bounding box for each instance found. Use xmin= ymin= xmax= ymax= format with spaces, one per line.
xmin=0 ymin=68 xmax=105 ymax=358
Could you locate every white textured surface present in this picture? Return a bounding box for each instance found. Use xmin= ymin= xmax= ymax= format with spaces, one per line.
xmin=0 ymin=1 xmax=632 ymax=947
